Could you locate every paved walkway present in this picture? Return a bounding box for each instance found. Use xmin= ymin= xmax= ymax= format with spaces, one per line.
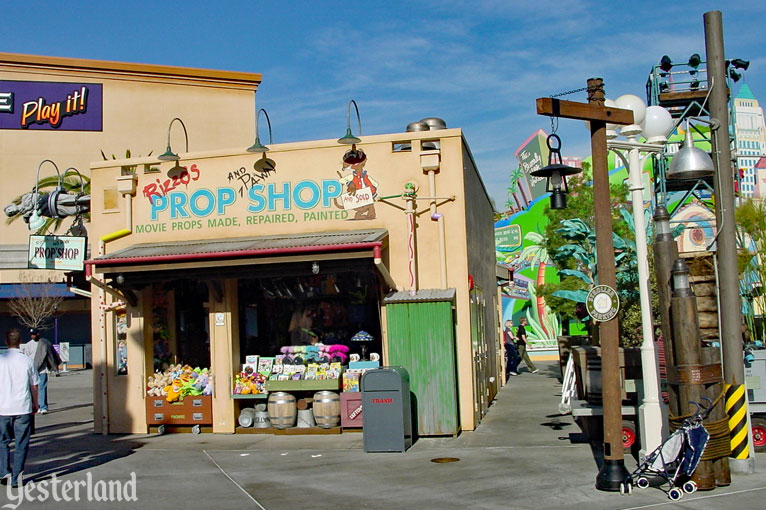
xmin=5 ymin=363 xmax=764 ymax=509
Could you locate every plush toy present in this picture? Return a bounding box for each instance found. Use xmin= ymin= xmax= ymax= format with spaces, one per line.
xmin=233 ymin=371 xmax=264 ymax=395
xmin=317 ymin=344 xmax=350 ymax=364
xmin=147 ymin=364 xmax=214 ymax=401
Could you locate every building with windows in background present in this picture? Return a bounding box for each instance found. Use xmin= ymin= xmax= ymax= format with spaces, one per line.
xmin=733 ymin=84 xmax=766 ymax=198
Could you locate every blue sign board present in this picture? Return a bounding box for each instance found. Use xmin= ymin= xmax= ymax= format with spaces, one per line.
xmin=0 ymin=80 xmax=103 ymax=131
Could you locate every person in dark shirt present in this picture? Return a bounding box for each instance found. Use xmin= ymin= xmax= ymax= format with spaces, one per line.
xmin=503 ymin=320 xmax=519 ymax=377
xmin=516 ymin=317 xmax=539 ymax=374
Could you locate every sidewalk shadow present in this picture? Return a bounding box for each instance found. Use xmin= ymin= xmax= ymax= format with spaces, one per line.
xmin=25 ymin=417 xmax=142 ymax=484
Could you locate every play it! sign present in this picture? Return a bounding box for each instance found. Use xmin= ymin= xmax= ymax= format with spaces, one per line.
xmin=28 ymin=235 xmax=87 ymax=271
xmin=0 ymin=80 xmax=103 ymax=131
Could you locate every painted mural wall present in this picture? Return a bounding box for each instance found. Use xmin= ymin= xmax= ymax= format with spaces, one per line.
xmin=494 ymin=126 xmax=717 ymax=351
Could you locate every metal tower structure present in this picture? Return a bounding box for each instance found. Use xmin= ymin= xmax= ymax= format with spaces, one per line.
xmin=646 ymin=54 xmax=744 ymax=218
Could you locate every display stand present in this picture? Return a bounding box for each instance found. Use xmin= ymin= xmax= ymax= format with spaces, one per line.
xmin=146 ymin=395 xmax=213 ymax=434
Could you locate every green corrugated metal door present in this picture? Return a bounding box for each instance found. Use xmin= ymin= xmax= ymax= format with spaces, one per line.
xmin=385 ymin=297 xmax=459 ymax=436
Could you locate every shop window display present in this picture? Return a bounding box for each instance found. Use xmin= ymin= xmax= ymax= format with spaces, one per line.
xmin=237 ymin=266 xmax=382 ymax=362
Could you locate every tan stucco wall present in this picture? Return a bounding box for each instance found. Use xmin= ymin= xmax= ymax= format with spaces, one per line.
xmin=0 ymin=52 xmax=260 ymax=262
xmin=88 ymin=129 xmax=496 ymax=433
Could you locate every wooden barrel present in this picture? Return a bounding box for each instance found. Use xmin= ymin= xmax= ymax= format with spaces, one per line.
xmin=238 ymin=407 xmax=256 ymax=428
xmin=312 ymin=391 xmax=341 ymax=429
xmin=268 ymin=392 xmax=297 ymax=429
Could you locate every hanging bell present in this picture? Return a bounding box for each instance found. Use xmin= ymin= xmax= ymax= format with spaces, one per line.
xmin=530 ymin=134 xmax=582 ymax=210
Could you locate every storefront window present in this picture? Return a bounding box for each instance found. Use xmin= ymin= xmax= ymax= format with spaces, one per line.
xmin=152 ymin=284 xmax=172 ymax=371
xmin=237 ymin=261 xmax=382 ymax=365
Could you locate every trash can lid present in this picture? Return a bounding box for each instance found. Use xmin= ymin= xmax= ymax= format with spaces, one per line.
xmin=361 ymin=366 xmax=409 ymax=391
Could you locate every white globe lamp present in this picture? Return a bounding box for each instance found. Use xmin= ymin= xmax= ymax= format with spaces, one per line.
xmin=642 ymin=105 xmax=674 ymax=144
xmin=615 ymin=94 xmax=647 ymax=137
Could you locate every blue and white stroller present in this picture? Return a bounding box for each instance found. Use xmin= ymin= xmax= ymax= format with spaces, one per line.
xmin=620 ymin=399 xmax=711 ymax=501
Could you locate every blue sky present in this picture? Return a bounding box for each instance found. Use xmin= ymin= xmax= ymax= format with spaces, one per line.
xmin=2 ymin=1 xmax=764 ymax=210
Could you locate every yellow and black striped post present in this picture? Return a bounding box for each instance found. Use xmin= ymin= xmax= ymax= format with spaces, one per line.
xmin=725 ymin=383 xmax=749 ymax=459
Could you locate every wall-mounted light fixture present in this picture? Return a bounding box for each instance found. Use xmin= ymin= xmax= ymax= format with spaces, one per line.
xmin=158 ymin=117 xmax=189 ymax=161
xmin=312 ymin=261 xmax=320 ymax=274
xmin=247 ymin=108 xmax=273 ymax=153
xmin=337 ymin=99 xmax=362 ymax=145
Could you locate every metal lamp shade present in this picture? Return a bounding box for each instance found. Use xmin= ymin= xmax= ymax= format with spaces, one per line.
xmin=667 ymin=128 xmax=714 ymax=180
xmin=531 ymin=162 xmax=581 ymax=210
xmin=247 ymin=136 xmax=269 ymax=153
xmin=157 ymin=145 xmax=179 ymax=161
xmin=338 ymin=128 xmax=361 ymax=145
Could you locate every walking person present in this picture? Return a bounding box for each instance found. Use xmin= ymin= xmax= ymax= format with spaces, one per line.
xmin=503 ymin=320 xmax=520 ymax=377
xmin=1 ymin=328 xmax=39 ymax=488
xmin=516 ymin=317 xmax=539 ymax=374
xmin=21 ymin=328 xmax=60 ymax=414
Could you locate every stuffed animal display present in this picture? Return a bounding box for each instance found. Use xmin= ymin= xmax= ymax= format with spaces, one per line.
xmin=279 ymin=344 xmax=350 ymax=364
xmin=234 ymin=370 xmax=267 ymax=395
xmin=146 ymin=364 xmax=213 ymax=402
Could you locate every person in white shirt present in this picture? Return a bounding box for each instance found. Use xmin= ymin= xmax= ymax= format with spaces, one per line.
xmin=20 ymin=328 xmax=60 ymax=414
xmin=1 ymin=328 xmax=40 ymax=488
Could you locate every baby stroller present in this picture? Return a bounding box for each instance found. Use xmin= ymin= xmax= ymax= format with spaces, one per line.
xmin=620 ymin=398 xmax=712 ymax=501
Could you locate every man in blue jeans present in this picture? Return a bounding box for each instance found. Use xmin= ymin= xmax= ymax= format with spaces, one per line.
xmin=21 ymin=328 xmax=59 ymax=414
xmin=1 ymin=328 xmax=40 ymax=488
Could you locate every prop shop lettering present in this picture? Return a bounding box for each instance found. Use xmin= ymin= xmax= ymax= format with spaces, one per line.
xmin=143 ymin=164 xmax=202 ymax=204
xmin=32 ymin=245 xmax=81 ymax=261
xmin=149 ymin=180 xmax=345 ymax=221
xmin=20 ymin=86 xmax=88 ymax=128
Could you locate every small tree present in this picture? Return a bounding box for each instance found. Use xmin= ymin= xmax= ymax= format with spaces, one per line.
xmin=8 ymin=277 xmax=63 ymax=331
xmin=735 ymin=199 xmax=766 ymax=344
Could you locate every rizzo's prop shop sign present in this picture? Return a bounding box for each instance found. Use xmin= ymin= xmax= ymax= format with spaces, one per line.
xmin=0 ymin=81 xmax=103 ymax=131
xmin=135 ymin=148 xmax=380 ymax=234
xmin=28 ymin=235 xmax=86 ymax=271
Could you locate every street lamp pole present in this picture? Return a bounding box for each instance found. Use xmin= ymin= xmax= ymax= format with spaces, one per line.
xmin=609 ymin=138 xmax=668 ymax=458
xmin=537 ymin=79 xmax=635 ymax=491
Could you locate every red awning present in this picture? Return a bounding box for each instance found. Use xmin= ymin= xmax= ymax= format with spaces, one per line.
xmin=86 ymin=229 xmax=387 ymax=276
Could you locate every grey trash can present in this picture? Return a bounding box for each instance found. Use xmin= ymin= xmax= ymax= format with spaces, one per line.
xmin=361 ymin=366 xmax=413 ymax=452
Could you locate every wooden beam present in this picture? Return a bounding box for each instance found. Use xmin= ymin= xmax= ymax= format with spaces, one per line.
xmin=536 ymin=97 xmax=634 ymax=125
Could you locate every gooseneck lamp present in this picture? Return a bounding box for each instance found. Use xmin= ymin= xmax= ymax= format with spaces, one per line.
xmin=29 ymin=159 xmax=61 ymax=231
xmin=247 ymin=108 xmax=273 ymax=153
xmin=530 ymin=133 xmax=582 ymax=210
xmin=158 ymin=117 xmax=189 ymax=161
xmin=337 ymin=99 xmax=362 ymax=145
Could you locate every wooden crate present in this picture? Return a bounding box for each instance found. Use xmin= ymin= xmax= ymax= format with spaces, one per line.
xmin=340 ymin=391 xmax=363 ymax=428
xmin=146 ymin=395 xmax=213 ymax=425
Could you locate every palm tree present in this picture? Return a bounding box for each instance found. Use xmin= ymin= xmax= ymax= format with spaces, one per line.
xmin=520 ymin=231 xmax=551 ymax=337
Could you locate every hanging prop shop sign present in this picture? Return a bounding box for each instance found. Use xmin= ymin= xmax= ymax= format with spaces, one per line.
xmin=0 ymin=81 xmax=103 ymax=131
xmin=135 ymin=160 xmax=379 ymax=233
xmin=28 ymin=235 xmax=87 ymax=271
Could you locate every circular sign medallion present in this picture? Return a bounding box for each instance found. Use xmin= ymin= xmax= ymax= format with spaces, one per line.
xmin=586 ymin=285 xmax=620 ymax=322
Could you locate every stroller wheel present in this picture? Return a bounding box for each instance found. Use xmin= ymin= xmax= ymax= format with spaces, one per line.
xmin=636 ymin=477 xmax=650 ymax=489
xmin=682 ymin=480 xmax=697 ymax=494
xmin=668 ymin=487 xmax=683 ymax=501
